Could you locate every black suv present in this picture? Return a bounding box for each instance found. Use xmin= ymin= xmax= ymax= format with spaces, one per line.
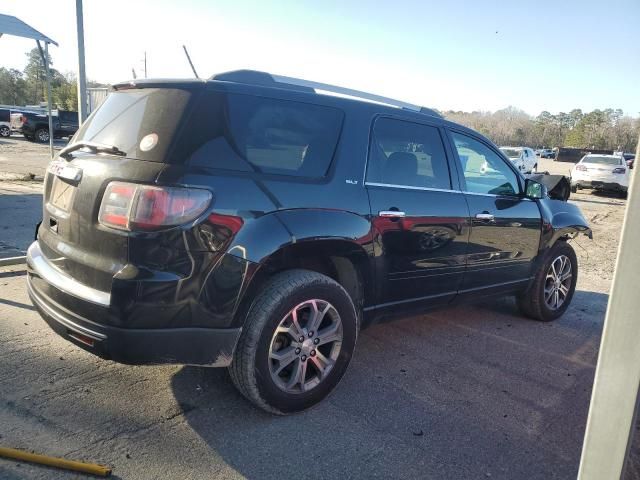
xmin=27 ymin=71 xmax=591 ymax=414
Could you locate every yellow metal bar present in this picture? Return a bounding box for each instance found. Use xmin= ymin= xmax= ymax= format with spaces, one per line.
xmin=0 ymin=446 xmax=111 ymax=477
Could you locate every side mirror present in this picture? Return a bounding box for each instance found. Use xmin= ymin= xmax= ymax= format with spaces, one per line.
xmin=525 ymin=178 xmax=546 ymax=199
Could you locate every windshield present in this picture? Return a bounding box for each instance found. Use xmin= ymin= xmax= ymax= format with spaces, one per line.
xmin=73 ymin=88 xmax=191 ymax=162
xmin=500 ymin=148 xmax=521 ymax=159
xmin=582 ymin=156 xmax=622 ymax=166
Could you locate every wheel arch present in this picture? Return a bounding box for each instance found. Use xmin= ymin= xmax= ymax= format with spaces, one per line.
xmin=538 ymin=198 xmax=592 ymax=250
xmin=230 ymin=210 xmax=374 ymax=326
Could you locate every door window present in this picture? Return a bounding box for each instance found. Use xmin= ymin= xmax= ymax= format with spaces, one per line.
xmin=366 ymin=118 xmax=451 ymax=190
xmin=450 ymin=132 xmax=520 ymax=195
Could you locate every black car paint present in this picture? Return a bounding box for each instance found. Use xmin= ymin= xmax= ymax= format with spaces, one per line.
xmin=27 ymin=77 xmax=591 ymax=366
xmin=17 ymin=110 xmax=79 ymax=139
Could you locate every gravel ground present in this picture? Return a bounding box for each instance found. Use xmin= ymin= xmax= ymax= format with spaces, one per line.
xmin=0 ymin=135 xmax=66 ymax=178
xmin=0 ymin=153 xmax=632 ymax=479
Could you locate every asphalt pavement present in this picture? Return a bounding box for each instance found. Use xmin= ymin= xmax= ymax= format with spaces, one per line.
xmin=0 ymin=157 xmax=618 ymax=479
xmin=0 ymin=260 xmax=605 ymax=479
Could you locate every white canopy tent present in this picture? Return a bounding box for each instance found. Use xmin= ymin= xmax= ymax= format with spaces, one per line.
xmin=0 ymin=14 xmax=58 ymax=158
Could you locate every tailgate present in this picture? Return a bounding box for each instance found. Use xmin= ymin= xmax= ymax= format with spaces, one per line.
xmin=38 ymin=155 xmax=167 ymax=293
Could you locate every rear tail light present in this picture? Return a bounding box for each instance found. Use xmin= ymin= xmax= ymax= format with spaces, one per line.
xmin=575 ymin=164 xmax=588 ymax=171
xmin=99 ymin=181 xmax=212 ymax=231
xmin=613 ymin=167 xmax=626 ymax=174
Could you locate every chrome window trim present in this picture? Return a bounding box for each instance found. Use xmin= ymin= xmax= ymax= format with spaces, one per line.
xmin=365 ymin=182 xmax=534 ymax=201
xmin=27 ymin=241 xmax=111 ymax=307
xmin=364 ymin=182 xmax=460 ymax=194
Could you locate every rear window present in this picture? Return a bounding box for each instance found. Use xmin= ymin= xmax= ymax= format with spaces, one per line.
xmin=583 ymin=156 xmax=622 ymax=166
xmin=73 ymin=88 xmax=191 ymax=162
xmin=58 ymin=111 xmax=78 ymax=122
xmin=500 ymin=148 xmax=521 ymax=158
xmin=184 ymin=91 xmax=344 ymax=177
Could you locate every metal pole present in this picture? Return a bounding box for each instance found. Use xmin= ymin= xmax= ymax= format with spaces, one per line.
xmin=144 ymin=51 xmax=147 ymax=78
xmin=578 ymin=138 xmax=640 ymax=479
xmin=44 ymin=41 xmax=54 ymax=159
xmin=76 ymin=0 xmax=88 ymax=123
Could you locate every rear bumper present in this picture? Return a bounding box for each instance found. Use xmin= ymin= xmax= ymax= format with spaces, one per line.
xmin=571 ymin=179 xmax=627 ymax=191
xmin=26 ymin=241 xmax=243 ymax=366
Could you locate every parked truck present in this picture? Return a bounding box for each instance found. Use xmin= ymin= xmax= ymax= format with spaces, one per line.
xmin=10 ymin=110 xmax=79 ymax=143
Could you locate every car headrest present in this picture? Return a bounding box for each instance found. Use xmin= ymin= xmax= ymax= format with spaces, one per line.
xmin=384 ymin=152 xmax=418 ymax=185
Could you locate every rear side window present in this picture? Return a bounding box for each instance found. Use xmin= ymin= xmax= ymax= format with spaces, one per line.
xmin=0 ymin=109 xmax=9 ymax=122
xmin=185 ymin=92 xmax=344 ymax=177
xmin=366 ymin=117 xmax=451 ymax=190
xmin=58 ymin=111 xmax=78 ymax=122
xmin=74 ymin=88 xmax=191 ymax=162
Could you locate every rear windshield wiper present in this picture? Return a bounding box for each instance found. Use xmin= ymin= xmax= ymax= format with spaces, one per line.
xmin=59 ymin=141 xmax=126 ymax=160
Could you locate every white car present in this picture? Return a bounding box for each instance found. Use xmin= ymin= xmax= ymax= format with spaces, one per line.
xmin=0 ymin=108 xmax=11 ymax=137
xmin=570 ymin=154 xmax=630 ymax=196
xmin=499 ymin=146 xmax=537 ymax=173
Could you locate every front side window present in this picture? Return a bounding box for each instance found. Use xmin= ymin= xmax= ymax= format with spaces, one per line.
xmin=366 ymin=118 xmax=451 ymax=190
xmin=451 ymin=132 xmax=520 ymax=195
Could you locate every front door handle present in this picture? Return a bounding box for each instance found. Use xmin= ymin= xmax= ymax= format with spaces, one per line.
xmin=475 ymin=212 xmax=495 ymax=221
xmin=379 ymin=210 xmax=406 ymax=218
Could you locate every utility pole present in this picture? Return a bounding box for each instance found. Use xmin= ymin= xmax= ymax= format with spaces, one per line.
xmin=144 ymin=51 xmax=147 ymax=78
xmin=75 ymin=0 xmax=88 ymax=123
xmin=42 ymin=41 xmax=54 ymax=159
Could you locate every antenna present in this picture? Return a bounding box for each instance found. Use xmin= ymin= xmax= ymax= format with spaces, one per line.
xmin=182 ymin=45 xmax=199 ymax=79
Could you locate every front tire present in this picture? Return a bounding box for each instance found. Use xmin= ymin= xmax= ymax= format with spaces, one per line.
xmin=517 ymin=241 xmax=578 ymax=321
xmin=229 ymin=269 xmax=358 ymax=414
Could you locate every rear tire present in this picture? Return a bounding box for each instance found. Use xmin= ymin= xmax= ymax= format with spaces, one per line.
xmin=35 ymin=128 xmax=49 ymax=143
xmin=0 ymin=125 xmax=10 ymax=137
xmin=229 ymin=269 xmax=358 ymax=414
xmin=517 ymin=241 xmax=578 ymax=322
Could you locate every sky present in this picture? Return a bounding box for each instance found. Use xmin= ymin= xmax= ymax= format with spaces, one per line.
xmin=1 ymin=0 xmax=639 ymax=116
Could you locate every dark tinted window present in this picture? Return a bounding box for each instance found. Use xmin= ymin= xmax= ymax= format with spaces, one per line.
xmin=366 ymin=118 xmax=451 ymax=190
xmin=74 ymin=88 xmax=191 ymax=162
xmin=186 ymin=91 xmax=344 ymax=177
xmin=0 ymin=109 xmax=9 ymax=122
xmin=58 ymin=111 xmax=78 ymax=123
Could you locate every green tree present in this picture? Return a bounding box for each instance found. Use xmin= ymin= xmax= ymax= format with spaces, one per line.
xmin=23 ymin=47 xmax=52 ymax=104
xmin=0 ymin=68 xmax=28 ymax=105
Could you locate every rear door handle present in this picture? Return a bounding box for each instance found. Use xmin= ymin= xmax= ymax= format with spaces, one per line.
xmin=379 ymin=210 xmax=406 ymax=218
xmin=475 ymin=213 xmax=495 ymax=221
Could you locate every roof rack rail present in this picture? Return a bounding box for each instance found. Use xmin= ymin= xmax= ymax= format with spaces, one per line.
xmin=212 ymin=70 xmax=441 ymax=117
